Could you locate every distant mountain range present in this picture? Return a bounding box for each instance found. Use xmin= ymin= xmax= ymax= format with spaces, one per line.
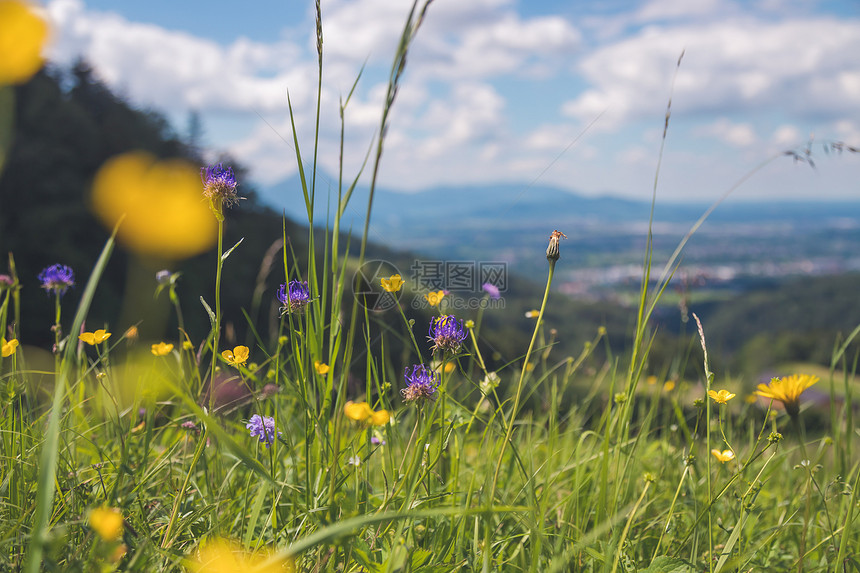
xmin=260 ymin=174 xmax=860 ymax=289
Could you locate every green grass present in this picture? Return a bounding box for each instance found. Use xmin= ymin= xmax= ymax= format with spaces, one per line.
xmin=2 ymin=2 xmax=860 ymax=572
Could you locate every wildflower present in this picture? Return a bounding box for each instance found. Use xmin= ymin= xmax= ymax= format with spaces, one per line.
xmin=402 ymin=364 xmax=439 ymax=403
xmin=221 ymin=345 xmax=249 ymax=367
xmin=745 ymin=394 xmax=757 ymax=404
xmin=38 ymin=264 xmax=74 ymax=297
xmin=546 ymin=229 xmax=567 ymax=262
xmin=201 ymin=162 xmax=241 ymax=214
xmin=277 ymin=280 xmax=311 ymax=314
xmin=314 ymin=361 xmax=330 ymax=375
xmin=79 ymin=329 xmax=112 ymax=346
xmin=480 ymin=371 xmax=500 ymax=395
xmin=663 ymin=380 xmax=676 ymax=392
xmin=155 ymin=270 xmax=171 ymax=284
xmin=465 ymin=319 xmax=475 ymax=329
xmin=347 ymin=455 xmax=361 ymax=467
xmin=88 ymin=506 xmax=123 ymax=542
xmin=2 ymin=338 xmax=19 ymax=357
xmin=428 ymin=315 xmax=467 ymax=353
xmin=380 ymin=274 xmax=404 ymax=292
xmin=246 ymin=414 xmax=281 ymax=448
xmin=482 ymin=282 xmax=501 ymax=300
xmin=525 ymin=309 xmax=540 ymax=318
xmin=424 ymin=290 xmax=446 ymax=307
xmin=708 ymin=389 xmax=736 ymax=404
xmin=711 ymin=449 xmax=735 ymax=463
xmin=755 ymin=374 xmax=819 ymax=416
xmin=124 ymin=326 xmax=139 ymax=341
xmin=371 ymin=435 xmax=386 ymax=446
xmin=0 ymin=0 xmax=49 ymax=85
xmin=0 ymin=274 xmax=14 ymax=289
xmin=151 ymin=342 xmax=174 ymax=356
xmin=191 ymin=538 xmax=293 ymax=573
xmin=343 ymin=401 xmax=389 ymax=425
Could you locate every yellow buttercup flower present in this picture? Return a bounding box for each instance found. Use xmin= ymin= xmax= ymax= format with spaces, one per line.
xmin=123 ymin=325 xmax=139 ymax=341
xmin=89 ymin=506 xmax=123 ymax=542
xmin=79 ymin=329 xmax=112 ymax=346
xmin=344 ymin=401 xmax=389 ymax=426
xmin=755 ymin=374 xmax=819 ymax=416
xmin=525 ymin=309 xmax=540 ymax=319
xmin=424 ymin=290 xmax=445 ymax=307
xmin=711 ymin=449 xmax=735 ymax=463
xmin=1 ymin=338 xmax=18 ymax=357
xmin=380 ymin=274 xmax=403 ymax=293
xmin=151 ymin=342 xmax=174 ymax=356
xmin=0 ymin=0 xmax=49 ymax=85
xmin=708 ymin=389 xmax=736 ymax=404
xmin=314 ymin=361 xmax=330 ymax=375
xmin=221 ymin=345 xmax=249 ymax=367
xmin=190 ymin=538 xmax=294 ymax=573
xmin=663 ymin=380 xmax=675 ymax=392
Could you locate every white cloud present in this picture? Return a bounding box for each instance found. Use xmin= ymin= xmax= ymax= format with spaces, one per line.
xmin=563 ymin=17 xmax=860 ymax=127
xmin=696 ymin=118 xmax=758 ymax=147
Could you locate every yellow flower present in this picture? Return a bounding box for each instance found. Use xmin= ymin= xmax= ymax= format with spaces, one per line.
xmin=344 ymin=401 xmax=389 ymax=426
xmin=380 ymin=274 xmax=403 ymax=292
xmin=525 ymin=309 xmax=540 ymax=318
xmin=123 ymin=326 xmax=139 ymax=341
xmin=745 ymin=394 xmax=758 ymax=404
xmin=708 ymin=389 xmax=736 ymax=404
xmin=190 ymin=538 xmax=294 ymax=573
xmin=221 ymin=345 xmax=249 ymax=367
xmin=0 ymin=0 xmax=49 ymax=85
xmin=91 ymin=152 xmax=217 ymax=260
xmin=1 ymin=338 xmax=19 ymax=357
xmin=663 ymin=380 xmax=676 ymax=392
xmin=89 ymin=506 xmax=123 ymax=542
xmin=711 ymin=449 xmax=735 ymax=463
xmin=79 ymin=329 xmax=112 ymax=346
xmin=314 ymin=360 xmax=330 ymax=375
xmin=151 ymin=342 xmax=174 ymax=356
xmin=424 ymin=290 xmax=446 ymax=306
xmin=755 ymin=374 xmax=819 ymax=416
xmin=646 ymin=375 xmax=658 ymax=385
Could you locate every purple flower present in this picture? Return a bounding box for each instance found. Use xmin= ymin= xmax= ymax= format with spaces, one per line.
xmin=428 ymin=315 xmax=467 ymax=353
xmin=38 ymin=264 xmax=75 ymax=297
xmin=201 ymin=163 xmax=240 ymax=208
xmin=401 ymin=364 xmax=439 ymax=403
xmin=482 ymin=282 xmax=501 ymax=300
xmin=246 ymin=414 xmax=281 ymax=448
xmin=277 ymin=280 xmax=311 ymax=314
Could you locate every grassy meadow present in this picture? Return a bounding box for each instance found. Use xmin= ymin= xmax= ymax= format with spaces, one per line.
xmin=2 ymin=1 xmax=860 ymax=572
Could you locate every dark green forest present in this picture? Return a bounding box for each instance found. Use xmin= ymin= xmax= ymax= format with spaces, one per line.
xmin=2 ymin=62 xmax=859 ymax=393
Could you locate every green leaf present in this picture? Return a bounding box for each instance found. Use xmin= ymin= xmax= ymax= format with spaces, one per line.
xmin=200 ymin=296 xmax=215 ymax=328
xmin=640 ymin=556 xmax=697 ymax=573
xmin=221 ymin=237 xmax=244 ymax=262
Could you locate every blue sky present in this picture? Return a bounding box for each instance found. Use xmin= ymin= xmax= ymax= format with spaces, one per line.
xmin=42 ymin=0 xmax=860 ymax=203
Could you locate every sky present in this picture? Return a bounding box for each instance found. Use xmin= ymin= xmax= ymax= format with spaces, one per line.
xmin=40 ymin=0 xmax=860 ymax=203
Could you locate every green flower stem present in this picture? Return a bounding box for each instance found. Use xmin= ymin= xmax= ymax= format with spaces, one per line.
xmin=209 ymin=216 xmax=224 ymax=411
xmin=490 ymin=258 xmax=555 ymax=501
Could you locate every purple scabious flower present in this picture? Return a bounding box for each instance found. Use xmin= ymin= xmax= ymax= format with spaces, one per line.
xmin=38 ymin=264 xmax=75 ymax=297
xmin=402 ymin=364 xmax=439 ymax=403
xmin=201 ymin=163 xmax=240 ymax=208
xmin=246 ymin=414 xmax=281 ymax=448
xmin=428 ymin=315 xmax=467 ymax=353
xmin=482 ymin=282 xmax=501 ymax=300
xmin=277 ymin=280 xmax=311 ymax=314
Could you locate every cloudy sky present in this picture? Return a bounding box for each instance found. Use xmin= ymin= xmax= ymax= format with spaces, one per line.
xmin=43 ymin=0 xmax=860 ymax=203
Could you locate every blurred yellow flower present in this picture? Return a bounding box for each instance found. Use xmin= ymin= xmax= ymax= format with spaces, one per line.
xmin=424 ymin=290 xmax=445 ymax=306
xmin=344 ymin=401 xmax=389 ymax=426
xmin=91 ymin=152 xmax=217 ymax=259
xmin=708 ymin=389 xmax=736 ymax=404
xmin=221 ymin=345 xmax=249 ymax=367
xmin=1 ymin=338 xmax=18 ymax=357
xmin=79 ymin=329 xmax=112 ymax=346
xmin=190 ymin=538 xmax=294 ymax=573
xmin=88 ymin=506 xmax=123 ymax=542
xmin=0 ymin=0 xmax=49 ymax=85
xmin=646 ymin=375 xmax=658 ymax=385
xmin=151 ymin=342 xmax=174 ymax=356
xmin=755 ymin=374 xmax=819 ymax=416
xmin=663 ymin=380 xmax=676 ymax=392
xmin=525 ymin=309 xmax=540 ymax=318
xmin=380 ymin=274 xmax=403 ymax=292
xmin=314 ymin=360 xmax=330 ymax=375
xmin=745 ymin=394 xmax=758 ymax=404
xmin=711 ymin=449 xmax=735 ymax=463
xmin=123 ymin=325 xmax=139 ymax=341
